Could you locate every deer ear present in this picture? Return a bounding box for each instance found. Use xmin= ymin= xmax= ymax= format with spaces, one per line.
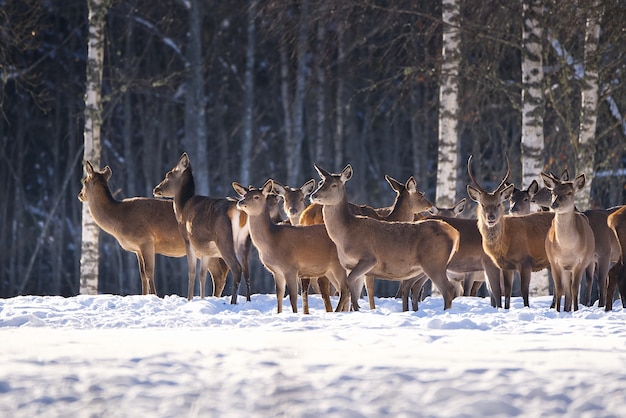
xmin=560 ymin=169 xmax=570 ymax=181
xmin=385 ymin=175 xmax=403 ymax=192
xmin=453 ymin=198 xmax=467 ymax=216
xmin=427 ymin=206 xmax=440 ymax=216
xmin=466 ymin=185 xmax=481 ymax=203
xmin=528 ymin=180 xmax=539 ymax=195
xmin=177 ymin=153 xmax=190 ymax=171
xmin=541 ymin=172 xmax=557 ymax=190
xmin=501 ymin=183 xmax=515 ymax=201
xmin=574 ymin=173 xmax=586 ymax=190
xmin=405 ymin=176 xmax=418 ymax=194
xmin=272 ymin=181 xmax=286 ymax=197
xmin=262 ymin=179 xmax=274 ymax=196
xmin=314 ymin=163 xmax=330 ymax=179
xmin=102 ymin=166 xmax=112 ymax=181
xmin=85 ymin=161 xmax=95 ymax=175
xmin=232 ymin=182 xmax=248 ymax=197
xmin=340 ymin=165 xmax=353 ymax=182
xmin=301 ymin=179 xmax=316 ymax=196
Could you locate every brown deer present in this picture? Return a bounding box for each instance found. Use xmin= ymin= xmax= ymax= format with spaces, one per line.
xmin=232 ymin=180 xmax=350 ymax=314
xmin=541 ymin=172 xmax=595 ymax=312
xmin=153 ymin=153 xmax=250 ymax=303
xmin=399 ymin=201 xmax=504 ymax=311
xmin=78 ymin=161 xmax=229 ymax=296
xmin=509 ymin=180 xmax=541 ymax=216
xmin=606 ymin=205 xmax=626 ymax=310
xmin=272 ymin=179 xmax=316 ymax=225
xmin=310 ymin=164 xmax=461 ymax=310
xmin=466 ymin=155 xmax=554 ymax=309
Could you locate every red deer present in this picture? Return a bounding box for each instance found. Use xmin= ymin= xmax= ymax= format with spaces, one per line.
xmin=466 ymin=155 xmax=554 ymax=309
xmin=606 ymin=205 xmax=626 ymax=310
xmin=509 ymin=180 xmax=541 ymax=216
xmin=541 ymin=172 xmax=595 ymax=312
xmin=272 ymin=179 xmax=316 ymax=225
xmin=78 ymin=161 xmax=229 ymax=296
xmin=399 ymin=200 xmax=504 ymax=311
xmin=310 ymin=164 xmax=461 ymax=310
xmin=153 ymin=153 xmax=250 ymax=303
xmin=232 ymin=180 xmax=349 ymax=314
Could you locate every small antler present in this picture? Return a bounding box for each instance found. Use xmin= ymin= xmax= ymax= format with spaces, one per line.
xmin=467 ymin=154 xmax=511 ymax=194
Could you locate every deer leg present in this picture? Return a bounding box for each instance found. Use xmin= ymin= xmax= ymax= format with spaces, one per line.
xmin=552 ymin=268 xmax=563 ymax=312
xmin=502 ymin=270 xmax=514 ymax=309
xmin=301 ymin=278 xmax=311 ymax=314
xmin=365 ymin=276 xmax=376 ymax=310
xmin=328 ymin=267 xmax=349 ymax=312
xmin=135 ymin=251 xmax=149 ymax=295
xmin=208 ymin=258 xmax=228 ymax=297
xmin=286 ymin=272 xmax=299 ymax=313
xmin=273 ymin=271 xmax=286 ymax=314
xmin=619 ymin=265 xmax=626 ymax=308
xmin=572 ymin=267 xmax=584 ymax=312
xmin=197 ymin=255 xmax=212 ymax=299
xmin=398 ymin=279 xmax=412 ymax=311
xmin=519 ymin=266 xmax=532 ymax=307
xmin=595 ymin=259 xmax=609 ymax=308
xmin=185 ymin=243 xmax=197 ymax=301
xmin=484 ymin=265 xmax=502 ymax=308
xmin=218 ymin=241 xmax=243 ymax=305
xmin=348 ymin=275 xmax=365 ymax=311
xmin=410 ymin=275 xmax=428 ymax=311
xmin=317 ymin=276 xmax=333 ymax=313
xmin=238 ymin=236 xmax=252 ymax=302
xmin=563 ymin=270 xmax=574 ymax=312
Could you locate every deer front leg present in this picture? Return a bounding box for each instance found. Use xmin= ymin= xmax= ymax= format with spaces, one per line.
xmin=185 ymin=243 xmax=197 ymax=301
xmin=502 ymin=270 xmax=514 ymax=309
xmin=273 ymin=272 xmax=286 ymax=314
xmin=552 ymin=267 xmax=563 ymax=312
xmin=365 ymin=276 xmax=376 ymax=310
xmin=198 ymin=255 xmax=211 ymax=299
xmin=519 ymin=266 xmax=532 ymax=307
xmin=301 ymin=278 xmax=311 ymax=314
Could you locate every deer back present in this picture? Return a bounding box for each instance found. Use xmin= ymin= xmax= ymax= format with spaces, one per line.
xmin=79 ymin=161 xmax=185 ymax=257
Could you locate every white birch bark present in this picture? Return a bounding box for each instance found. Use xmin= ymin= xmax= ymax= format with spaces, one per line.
xmin=80 ymin=0 xmax=107 ymax=295
xmin=575 ymin=2 xmax=602 ymax=210
xmin=522 ymin=0 xmax=548 ymax=296
xmin=436 ymin=0 xmax=461 ymax=208
xmin=334 ymin=20 xmax=345 ymax=171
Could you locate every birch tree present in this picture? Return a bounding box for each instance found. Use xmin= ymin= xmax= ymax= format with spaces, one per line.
xmin=436 ymin=0 xmax=461 ymax=208
xmin=80 ymin=0 xmax=108 ymax=295
xmin=575 ymin=2 xmax=603 ymax=210
xmin=522 ymin=0 xmax=548 ymax=296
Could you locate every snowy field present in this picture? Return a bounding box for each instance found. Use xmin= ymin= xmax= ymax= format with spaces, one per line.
xmin=1 ymin=293 xmax=625 ymax=418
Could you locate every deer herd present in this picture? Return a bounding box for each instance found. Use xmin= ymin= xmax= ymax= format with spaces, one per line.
xmin=78 ymin=152 xmax=626 ymax=314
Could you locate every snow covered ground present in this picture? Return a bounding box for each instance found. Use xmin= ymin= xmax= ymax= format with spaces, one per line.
xmin=1 ymin=293 xmax=625 ymax=418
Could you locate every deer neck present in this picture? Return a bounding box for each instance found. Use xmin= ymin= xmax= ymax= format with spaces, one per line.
xmin=552 ymin=210 xmax=579 ymax=244
xmin=477 ymin=209 xmax=509 ymax=258
xmin=320 ymin=193 xmax=352 ymax=242
xmin=86 ymin=185 xmax=123 ymax=232
xmin=173 ymin=169 xmax=196 ymax=221
xmin=246 ymin=203 xmax=279 ymax=250
xmin=385 ymin=194 xmax=412 ymax=222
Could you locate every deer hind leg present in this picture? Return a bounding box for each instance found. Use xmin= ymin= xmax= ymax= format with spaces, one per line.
xmin=184 ymin=243 xmax=197 ymax=301
xmin=272 ymin=271 xmax=286 ymax=314
xmin=328 ymin=267 xmax=349 ymax=312
xmin=595 ymin=258 xmax=609 ymax=308
xmin=237 ymin=237 xmax=252 ymax=302
xmin=552 ymin=267 xmax=564 ymax=312
xmin=198 ymin=255 xmax=212 ymax=299
xmin=562 ymin=270 xmax=574 ymax=312
xmin=410 ymin=275 xmax=428 ymax=311
xmin=218 ymin=240 xmax=243 ymax=305
xmin=286 ymin=271 xmax=299 ymax=313
xmin=582 ymin=262 xmax=594 ymax=306
xmin=317 ymin=276 xmax=333 ymax=313
xmin=301 ymin=278 xmax=311 ymax=314
xmin=519 ymin=266 xmax=532 ymax=307
xmin=484 ymin=266 xmax=502 ymax=308
xmin=208 ymin=258 xmax=228 ymax=297
xmin=364 ymin=276 xmax=377 ymax=310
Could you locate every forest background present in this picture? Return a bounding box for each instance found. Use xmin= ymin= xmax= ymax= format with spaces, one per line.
xmin=1 ymin=0 xmax=625 ymax=299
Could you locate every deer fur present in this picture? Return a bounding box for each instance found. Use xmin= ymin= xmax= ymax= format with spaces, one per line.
xmin=153 ymin=153 xmax=250 ymax=303
xmin=466 ymin=155 xmax=554 ymax=309
xmin=310 ymin=164 xmax=461 ymax=310
xmin=78 ymin=161 xmax=229 ymax=296
xmin=541 ymin=172 xmax=595 ymax=312
xmin=272 ymin=179 xmax=316 ymax=225
xmin=233 ymin=180 xmax=349 ymax=314
xmin=606 ymin=205 xmax=626 ymax=311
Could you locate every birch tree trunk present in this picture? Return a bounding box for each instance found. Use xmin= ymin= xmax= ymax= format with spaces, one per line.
xmin=80 ymin=0 xmax=107 ymax=295
xmin=575 ymin=2 xmax=602 ymax=211
xmin=522 ymin=0 xmax=548 ymax=296
xmin=240 ymin=0 xmax=256 ymax=186
xmin=436 ymin=0 xmax=461 ymax=208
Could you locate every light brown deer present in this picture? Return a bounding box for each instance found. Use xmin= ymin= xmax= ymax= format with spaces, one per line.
xmin=466 ymin=155 xmax=554 ymax=309
xmin=508 ymin=180 xmax=541 ymax=216
xmin=606 ymin=205 xmax=626 ymax=311
xmin=310 ymin=164 xmax=461 ymax=310
xmin=398 ymin=200 xmax=504 ymax=311
xmin=233 ymin=180 xmax=350 ymax=314
xmin=153 ymin=153 xmax=250 ymax=303
xmin=272 ymin=179 xmax=316 ymax=225
xmin=78 ymin=161 xmax=229 ymax=296
xmin=541 ymin=172 xmax=595 ymax=312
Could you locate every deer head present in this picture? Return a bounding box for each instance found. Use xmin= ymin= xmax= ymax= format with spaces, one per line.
xmin=466 ymin=155 xmax=513 ymax=228
xmin=78 ymin=161 xmax=113 ymax=202
xmin=153 ymin=152 xmax=191 ymax=198
xmin=541 ymin=171 xmax=586 ymax=214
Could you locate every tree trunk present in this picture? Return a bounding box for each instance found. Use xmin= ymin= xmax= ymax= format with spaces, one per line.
xmin=240 ymin=0 xmax=256 ymax=186
xmin=436 ymin=0 xmax=461 ymax=208
xmin=184 ymin=0 xmax=209 ymax=194
xmin=576 ymin=2 xmax=602 ymax=211
xmin=80 ymin=0 xmax=107 ymax=295
xmin=522 ymin=0 xmax=548 ymax=296
xmin=334 ymin=20 xmax=345 ymax=171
